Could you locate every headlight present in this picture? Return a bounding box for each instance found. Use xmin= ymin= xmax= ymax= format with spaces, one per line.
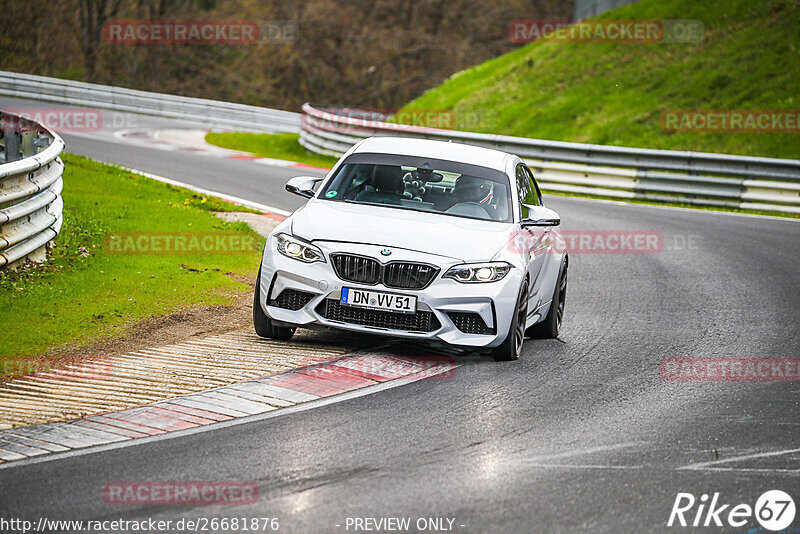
xmin=275 ymin=233 xmax=325 ymax=263
xmin=443 ymin=262 xmax=512 ymax=283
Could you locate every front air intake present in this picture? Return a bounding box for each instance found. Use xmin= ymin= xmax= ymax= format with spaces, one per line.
xmin=272 ymin=289 xmax=315 ymax=311
xmin=318 ymin=299 xmax=440 ymax=333
xmin=330 ymin=253 xmax=439 ymax=289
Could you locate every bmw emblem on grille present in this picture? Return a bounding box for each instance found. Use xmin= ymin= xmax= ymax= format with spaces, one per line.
xmin=380 ymin=249 xmax=392 ymax=256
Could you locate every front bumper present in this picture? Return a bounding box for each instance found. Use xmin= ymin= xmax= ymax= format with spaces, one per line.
xmin=258 ymin=239 xmax=523 ymax=349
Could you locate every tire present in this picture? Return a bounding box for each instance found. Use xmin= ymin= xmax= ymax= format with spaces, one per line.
xmin=492 ymin=281 xmax=529 ymax=362
xmin=528 ymin=263 xmax=567 ymax=339
xmin=253 ymin=268 xmax=296 ymax=341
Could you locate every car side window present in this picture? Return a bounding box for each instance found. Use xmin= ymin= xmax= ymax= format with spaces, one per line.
xmin=515 ymin=163 xmax=539 ymax=219
xmin=522 ymin=165 xmax=543 ymax=207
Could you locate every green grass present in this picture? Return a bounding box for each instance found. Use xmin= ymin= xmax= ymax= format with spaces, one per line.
xmin=400 ymin=0 xmax=800 ymax=159
xmin=0 ymin=154 xmax=264 ymax=376
xmin=206 ymin=132 xmax=338 ymax=169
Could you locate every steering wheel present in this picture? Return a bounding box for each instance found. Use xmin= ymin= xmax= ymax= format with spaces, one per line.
xmin=444 ymin=202 xmax=491 ymax=220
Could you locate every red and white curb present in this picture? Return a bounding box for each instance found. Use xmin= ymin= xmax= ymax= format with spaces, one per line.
xmin=0 ymin=351 xmax=456 ymax=465
xmin=228 ymin=153 xmax=328 ymax=171
xmin=113 ymin=128 xmax=330 ymax=171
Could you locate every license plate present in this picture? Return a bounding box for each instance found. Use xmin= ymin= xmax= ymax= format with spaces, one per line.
xmin=340 ymin=287 xmax=417 ymax=314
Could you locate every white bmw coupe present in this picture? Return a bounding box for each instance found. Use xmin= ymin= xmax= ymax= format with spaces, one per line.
xmin=254 ymin=137 xmax=567 ymax=361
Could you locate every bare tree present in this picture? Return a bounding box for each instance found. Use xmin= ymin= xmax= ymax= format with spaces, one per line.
xmin=77 ymin=0 xmax=124 ymax=82
xmin=6 ymin=0 xmax=574 ymax=109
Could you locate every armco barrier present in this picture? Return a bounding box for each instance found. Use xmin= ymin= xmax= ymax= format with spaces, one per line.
xmin=300 ymin=104 xmax=800 ymax=214
xmin=0 ymin=111 xmax=65 ymax=269
xmin=0 ymin=71 xmax=301 ymax=133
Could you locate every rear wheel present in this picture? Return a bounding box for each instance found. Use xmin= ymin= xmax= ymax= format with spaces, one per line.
xmin=253 ymin=268 xmax=296 ymax=341
xmin=528 ymin=263 xmax=567 ymax=339
xmin=492 ymin=282 xmax=528 ymax=361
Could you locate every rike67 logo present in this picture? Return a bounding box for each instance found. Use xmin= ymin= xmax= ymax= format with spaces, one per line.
xmin=668 ymin=490 xmax=795 ymax=531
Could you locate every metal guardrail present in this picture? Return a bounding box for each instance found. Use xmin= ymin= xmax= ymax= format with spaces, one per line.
xmin=574 ymin=0 xmax=640 ymax=19
xmin=300 ymin=104 xmax=800 ymax=214
xmin=0 ymin=71 xmax=301 ymax=133
xmin=0 ymin=111 xmax=65 ymax=269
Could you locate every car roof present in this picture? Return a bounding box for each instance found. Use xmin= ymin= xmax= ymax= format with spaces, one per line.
xmin=351 ymin=136 xmax=514 ymax=172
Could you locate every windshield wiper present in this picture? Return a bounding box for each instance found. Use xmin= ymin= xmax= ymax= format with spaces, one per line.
xmin=344 ymin=199 xmax=386 ymax=208
xmin=341 ymin=198 xmax=503 ymax=223
xmin=344 ymin=199 xmax=428 ymax=213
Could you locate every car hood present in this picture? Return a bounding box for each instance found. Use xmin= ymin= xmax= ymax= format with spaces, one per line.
xmin=290 ymin=199 xmax=515 ymax=262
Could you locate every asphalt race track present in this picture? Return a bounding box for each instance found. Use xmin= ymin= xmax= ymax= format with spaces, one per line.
xmin=1 ymin=97 xmax=798 ymax=533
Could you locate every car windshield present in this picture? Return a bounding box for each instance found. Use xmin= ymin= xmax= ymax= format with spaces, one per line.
xmin=318 ymin=152 xmax=513 ymax=223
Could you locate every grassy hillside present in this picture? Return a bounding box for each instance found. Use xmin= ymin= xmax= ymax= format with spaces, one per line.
xmin=401 ymin=0 xmax=800 ymax=159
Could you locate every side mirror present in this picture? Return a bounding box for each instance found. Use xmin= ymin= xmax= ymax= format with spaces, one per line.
xmin=286 ymin=176 xmax=323 ymax=199
xmin=521 ymin=205 xmax=561 ymax=227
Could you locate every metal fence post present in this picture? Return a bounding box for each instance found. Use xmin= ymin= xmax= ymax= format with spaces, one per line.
xmin=21 ymin=130 xmax=35 ymax=157
xmin=4 ymin=130 xmax=21 ymax=162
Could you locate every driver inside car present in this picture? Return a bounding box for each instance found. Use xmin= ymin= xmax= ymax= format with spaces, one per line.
xmin=440 ymin=175 xmax=490 ymax=210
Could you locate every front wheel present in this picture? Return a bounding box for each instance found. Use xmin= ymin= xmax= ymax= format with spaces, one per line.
xmin=492 ymin=282 xmax=528 ymax=362
xmin=253 ymin=268 xmax=296 ymax=341
xmin=528 ymin=263 xmax=567 ymax=339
